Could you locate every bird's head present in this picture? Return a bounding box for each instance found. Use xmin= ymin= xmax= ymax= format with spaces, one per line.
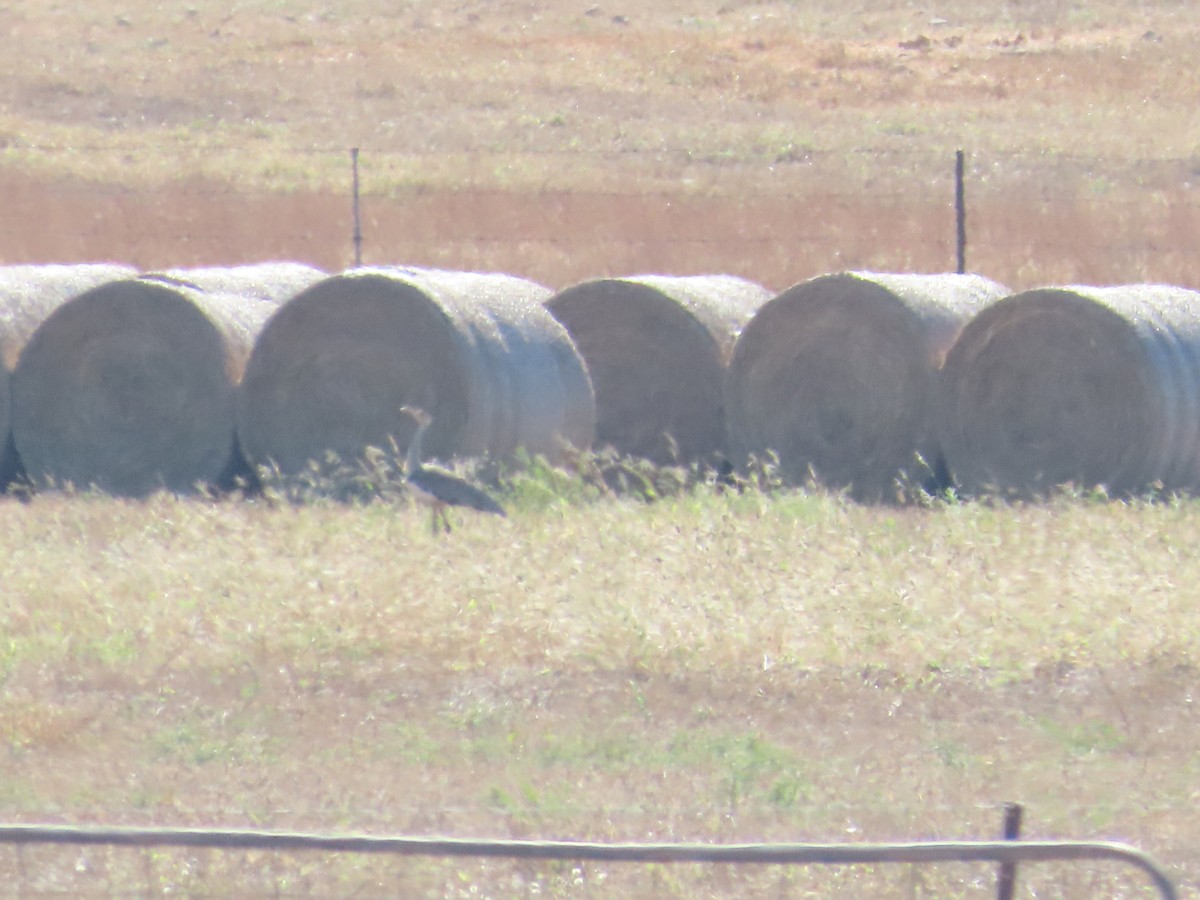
xmin=400 ymin=405 xmax=433 ymax=428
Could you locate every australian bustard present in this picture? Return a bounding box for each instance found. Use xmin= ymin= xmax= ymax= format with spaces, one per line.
xmin=399 ymin=405 xmax=506 ymax=534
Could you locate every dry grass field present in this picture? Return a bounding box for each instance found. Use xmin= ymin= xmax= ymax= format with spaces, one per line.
xmin=3 ymin=0 xmax=1200 ymax=289
xmin=2 ymin=0 xmax=1200 ymax=896
xmin=2 ymin=487 xmax=1199 ymax=897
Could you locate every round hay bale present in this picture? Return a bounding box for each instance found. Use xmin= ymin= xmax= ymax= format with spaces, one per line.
xmin=545 ymin=275 xmax=770 ymax=465
xmin=938 ymin=284 xmax=1200 ymax=497
xmin=12 ymin=276 xmax=277 ymax=497
xmin=0 ymin=264 xmax=135 ymax=486
xmin=146 ymin=262 xmax=327 ymax=304
xmin=237 ymin=267 xmax=595 ymax=478
xmin=724 ymin=271 xmax=1009 ymax=499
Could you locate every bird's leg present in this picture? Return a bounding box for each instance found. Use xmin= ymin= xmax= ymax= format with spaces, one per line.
xmin=429 ymin=507 xmax=439 ymax=535
xmin=440 ymin=507 xmax=453 ymax=533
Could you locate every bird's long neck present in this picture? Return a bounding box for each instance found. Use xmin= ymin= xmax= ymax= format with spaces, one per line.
xmin=405 ymin=421 xmax=429 ymax=475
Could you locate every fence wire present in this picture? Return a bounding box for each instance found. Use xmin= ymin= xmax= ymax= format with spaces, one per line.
xmin=1 ymin=146 xmax=1198 ymax=293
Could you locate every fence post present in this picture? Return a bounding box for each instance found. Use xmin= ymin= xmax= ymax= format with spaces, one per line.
xmin=955 ymin=149 xmax=966 ymax=274
xmin=996 ymin=802 xmax=1024 ymax=900
xmin=350 ymin=147 xmax=363 ymax=267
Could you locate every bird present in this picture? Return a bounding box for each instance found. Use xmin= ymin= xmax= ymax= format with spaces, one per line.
xmin=399 ymin=405 xmax=506 ymax=534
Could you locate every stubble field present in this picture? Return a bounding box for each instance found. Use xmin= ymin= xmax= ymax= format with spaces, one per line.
xmin=2 ymin=0 xmax=1200 ymax=896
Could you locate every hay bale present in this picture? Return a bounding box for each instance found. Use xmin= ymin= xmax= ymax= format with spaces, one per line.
xmin=545 ymin=275 xmax=770 ymax=465
xmin=724 ymin=271 xmax=1009 ymax=499
xmin=938 ymin=284 xmax=1200 ymax=497
xmin=146 ymin=262 xmax=327 ymax=304
xmin=0 ymin=264 xmax=135 ymax=486
xmin=237 ymin=267 xmax=595 ymax=478
xmin=12 ymin=275 xmax=281 ymax=497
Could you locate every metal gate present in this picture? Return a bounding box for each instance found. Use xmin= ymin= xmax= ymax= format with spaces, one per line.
xmin=0 ymin=824 xmax=1178 ymax=898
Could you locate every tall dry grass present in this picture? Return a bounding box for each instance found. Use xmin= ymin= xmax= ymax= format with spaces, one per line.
xmin=4 ymin=174 xmax=1197 ymax=294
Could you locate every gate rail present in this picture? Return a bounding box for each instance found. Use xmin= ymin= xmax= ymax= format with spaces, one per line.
xmin=0 ymin=825 xmax=1177 ymax=898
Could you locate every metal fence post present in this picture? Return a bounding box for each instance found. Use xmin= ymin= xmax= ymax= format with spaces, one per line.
xmin=955 ymin=148 xmax=966 ymax=274
xmin=351 ymin=147 xmax=363 ymax=267
xmin=997 ymin=802 xmax=1024 ymax=900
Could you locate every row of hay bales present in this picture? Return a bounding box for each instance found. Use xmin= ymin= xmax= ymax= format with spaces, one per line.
xmin=2 ymin=263 xmax=1198 ymax=500
xmin=5 ymin=263 xmax=330 ymax=497
xmin=0 ymin=264 xmax=597 ymax=498
xmin=723 ymin=274 xmax=1200 ymax=500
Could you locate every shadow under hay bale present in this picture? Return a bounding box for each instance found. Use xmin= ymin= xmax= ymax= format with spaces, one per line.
xmin=0 ymin=263 xmax=135 ymax=490
xmin=724 ymin=271 xmax=1009 ymax=501
xmin=11 ymin=264 xmax=319 ymax=498
xmin=237 ymin=267 xmax=596 ymax=486
xmin=545 ymin=275 xmax=770 ymax=466
xmin=938 ymin=283 xmax=1200 ymax=498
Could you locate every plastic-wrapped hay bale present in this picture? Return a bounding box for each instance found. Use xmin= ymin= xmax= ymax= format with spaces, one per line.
xmin=12 ymin=275 xmax=284 ymax=497
xmin=545 ymin=275 xmax=770 ymax=465
xmin=146 ymin=262 xmax=327 ymax=304
xmin=938 ymin=284 xmax=1200 ymax=497
xmin=724 ymin=271 xmax=1009 ymax=499
xmin=237 ymin=267 xmax=595 ymax=477
xmin=0 ymin=263 xmax=135 ymax=486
